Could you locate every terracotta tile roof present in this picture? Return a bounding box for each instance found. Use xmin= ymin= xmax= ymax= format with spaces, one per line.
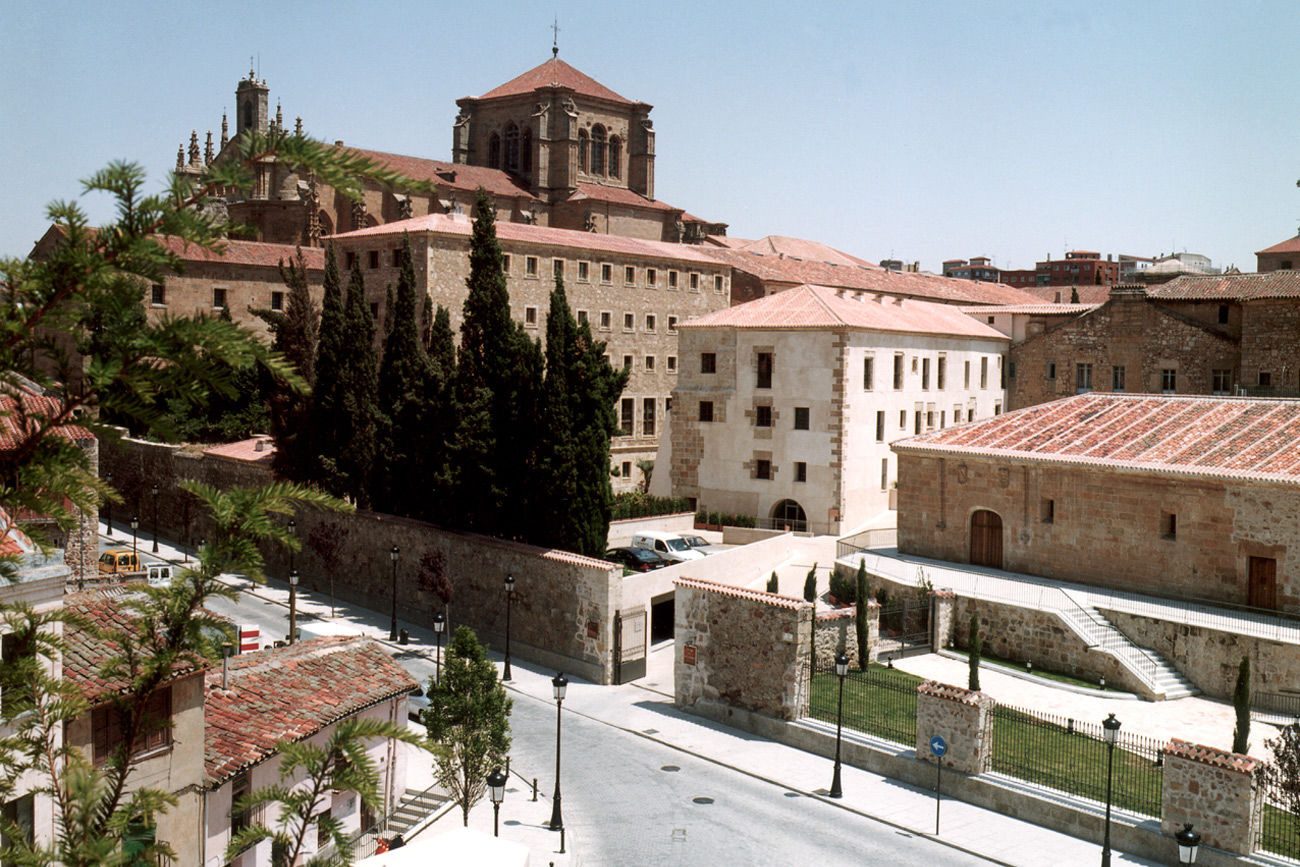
xmin=734 ymin=236 xmax=877 ymax=268
xmin=1165 ymin=738 xmax=1259 ymax=772
xmin=205 ymin=636 xmax=417 ymax=784
xmin=894 ymin=393 xmax=1300 ymax=486
xmin=919 ymin=680 xmax=989 ymax=706
xmin=958 ymin=303 xmax=1098 ymax=316
xmin=0 ymin=507 xmax=36 ymax=557
xmin=0 ymin=387 xmax=94 ymax=451
xmin=680 ymin=284 xmax=1009 ymax=341
xmin=566 ymin=182 xmax=677 ymax=212
xmin=63 ymin=589 xmax=209 ymax=705
xmin=475 ymin=57 xmax=634 ymax=105
xmin=341 ymin=147 xmax=538 ymax=201
xmin=1150 ymin=271 xmax=1300 ymax=301
xmin=203 ymin=436 xmax=275 ymax=465
xmin=1255 ymin=234 xmax=1300 ymax=256
xmin=674 ymin=576 xmax=810 ymax=610
xmin=702 ymin=236 xmax=755 ymax=249
xmin=154 ymin=236 xmax=324 ymax=271
xmin=329 ymin=212 xmax=725 ymax=265
xmin=699 ymin=247 xmax=1044 ymax=306
xmin=1018 ymin=285 xmax=1113 ymax=305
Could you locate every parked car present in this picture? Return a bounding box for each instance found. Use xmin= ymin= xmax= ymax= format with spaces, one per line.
xmin=97 ymin=549 xmax=141 ymax=576
xmin=605 ymin=546 xmax=671 ymax=573
xmin=630 ymin=531 xmax=705 ymax=563
xmin=407 ymin=686 xmax=430 ymax=722
xmin=680 ymin=534 xmax=726 ymax=556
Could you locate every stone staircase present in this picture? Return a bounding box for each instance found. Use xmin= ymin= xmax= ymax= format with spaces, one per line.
xmin=1055 ymin=597 xmax=1199 ymax=700
xmin=385 ymin=786 xmax=451 ymax=839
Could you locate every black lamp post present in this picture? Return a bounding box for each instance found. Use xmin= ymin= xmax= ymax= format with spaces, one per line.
xmin=389 ymin=545 xmax=400 ymax=642
xmin=288 ymin=569 xmax=299 ymax=645
xmin=1101 ymin=712 xmax=1121 ymax=867
xmin=503 ymin=574 xmax=515 ymax=681
xmin=830 ymin=651 xmax=849 ymax=798
xmin=1175 ymin=823 xmax=1201 ymax=865
xmin=287 ymin=518 xmax=296 ymax=572
xmin=433 ymin=612 xmax=445 ymax=684
xmin=130 ymin=516 xmax=139 ymax=561
xmin=487 ymin=767 xmax=507 ymax=837
xmin=548 ymin=672 xmax=567 ymax=831
xmin=150 ymin=485 xmax=160 ymax=553
xmin=104 ymin=473 xmax=113 ymax=537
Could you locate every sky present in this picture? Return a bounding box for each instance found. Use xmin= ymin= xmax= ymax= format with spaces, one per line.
xmin=2 ymin=1 xmax=1298 ymax=272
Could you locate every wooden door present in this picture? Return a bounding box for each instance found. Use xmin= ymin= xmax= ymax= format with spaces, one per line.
xmin=970 ymin=510 xmax=1003 ymax=569
xmin=1248 ymin=556 xmax=1277 ymax=609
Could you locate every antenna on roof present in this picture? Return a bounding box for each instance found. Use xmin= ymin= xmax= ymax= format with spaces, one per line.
xmin=552 ymin=16 xmax=560 ymax=58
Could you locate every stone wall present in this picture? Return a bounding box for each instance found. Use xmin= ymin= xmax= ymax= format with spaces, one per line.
xmin=674 ymin=577 xmax=811 ymax=720
xmin=1161 ymin=739 xmax=1263 ymax=855
xmin=1241 ymin=298 xmax=1300 ymax=393
xmin=813 ymin=603 xmax=878 ymax=665
xmin=915 ymin=681 xmax=994 ymax=775
xmin=605 ymin=511 xmax=695 ymax=547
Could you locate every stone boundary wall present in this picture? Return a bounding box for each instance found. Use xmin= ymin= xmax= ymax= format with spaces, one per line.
xmin=915 ymin=681 xmax=994 ymax=775
xmin=1161 ymin=739 xmax=1263 ymax=855
xmin=813 ymin=604 xmax=878 ymax=665
xmin=1105 ymin=609 xmax=1300 ymax=701
xmin=674 ymin=577 xmax=811 ymax=720
xmin=605 ymin=512 xmax=696 ymax=547
xmin=721 ymin=526 xmax=786 ymax=545
xmin=101 ymin=436 xmax=621 ymax=684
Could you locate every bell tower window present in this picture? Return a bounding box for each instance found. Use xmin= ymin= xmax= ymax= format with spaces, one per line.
xmin=578 ymin=130 xmax=589 ymax=173
xmin=608 ymin=135 xmax=621 ymax=179
xmin=505 ymin=123 xmax=520 ymax=171
xmin=488 ymin=133 xmax=501 ymax=169
xmin=520 ymin=127 xmax=532 ymax=174
xmin=241 ymin=100 xmax=253 ymax=131
xmin=591 ymin=125 xmax=606 ymax=175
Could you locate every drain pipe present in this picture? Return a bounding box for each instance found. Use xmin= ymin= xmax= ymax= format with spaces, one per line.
xmin=221 ymin=642 xmax=232 ymax=689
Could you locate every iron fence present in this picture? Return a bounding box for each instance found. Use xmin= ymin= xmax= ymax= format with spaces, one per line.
xmin=805 ymin=659 xmax=918 ymax=746
xmin=990 ymin=703 xmax=1163 ymax=818
xmin=1260 ymin=762 xmax=1300 ymax=860
xmin=1258 ymin=691 xmax=1300 ymax=721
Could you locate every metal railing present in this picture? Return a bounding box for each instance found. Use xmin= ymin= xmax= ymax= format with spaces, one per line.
xmin=327 ymin=779 xmax=447 ymax=862
xmin=990 ymin=703 xmax=1164 ymax=818
xmin=1257 ymin=691 xmax=1300 ymax=720
xmin=1086 ymin=585 xmax=1300 ymax=646
xmin=835 ymin=528 xmax=897 ymax=559
xmin=805 ymin=660 xmax=918 ymax=747
xmin=1260 ymin=762 xmax=1300 ymax=860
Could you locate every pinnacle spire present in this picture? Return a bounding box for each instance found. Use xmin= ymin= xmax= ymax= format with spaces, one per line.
xmin=188 ymin=130 xmax=201 ymax=166
xmin=177 ymin=144 xmax=184 ymax=170
xmin=220 ymin=111 xmax=229 ymax=148
xmin=275 ymin=101 xmax=283 ymax=130
xmin=295 ymin=116 xmax=303 ymax=135
xmin=552 ymin=16 xmax=560 ymax=58
xmin=204 ymin=131 xmax=214 ymax=164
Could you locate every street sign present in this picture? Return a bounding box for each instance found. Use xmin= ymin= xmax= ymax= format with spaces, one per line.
xmin=930 ymin=735 xmax=947 ymax=835
xmin=930 ymin=735 xmax=947 ymax=757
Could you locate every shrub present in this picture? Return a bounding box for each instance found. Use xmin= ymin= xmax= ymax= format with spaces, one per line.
xmin=803 ymin=565 xmax=817 ymax=603
xmin=968 ymin=612 xmax=981 ymax=691
xmin=609 ymin=492 xmax=692 ymax=520
xmin=828 ymin=568 xmax=857 ymax=606
xmin=767 ymin=571 xmax=779 ymax=593
xmin=854 ymin=562 xmax=868 ymax=669
xmin=1232 ymin=655 xmax=1251 ymax=754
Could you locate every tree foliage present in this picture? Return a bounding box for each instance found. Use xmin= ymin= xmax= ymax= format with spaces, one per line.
xmin=257 ymin=248 xmax=319 ymax=481
xmin=1265 ymin=722 xmax=1300 ymax=843
xmin=968 ymin=611 xmax=981 ymax=692
xmin=1232 ymin=655 xmax=1251 ymax=754
xmin=423 ymin=626 xmax=511 ymax=826
xmin=854 ymin=561 xmax=869 ymax=670
xmin=803 ymin=565 xmax=817 ymax=603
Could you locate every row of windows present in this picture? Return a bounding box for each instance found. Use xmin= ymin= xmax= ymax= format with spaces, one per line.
xmin=1048 ymin=362 xmax=1241 ymax=395
xmin=528 ymin=308 xmax=682 ymax=334
xmin=151 ymin=285 xmax=285 ymax=313
xmin=862 ymin=354 xmax=996 ymax=391
xmin=696 ymin=401 xmax=998 ymax=430
xmin=614 ymin=352 xmax=677 ymax=373
xmin=508 ymin=256 xmax=723 ymax=293
xmin=749 ymin=456 xmax=894 ymax=491
xmin=577 ymin=124 xmax=621 ymax=178
xmin=487 ymin=123 xmax=533 ymax=174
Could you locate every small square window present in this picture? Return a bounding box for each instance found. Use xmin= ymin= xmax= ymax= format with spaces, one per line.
xmin=525 ymin=256 xmax=538 ymax=276
xmin=212 ymin=288 xmax=227 ymax=309
xmin=625 ymin=266 xmax=636 ymax=284
xmin=578 ymin=261 xmax=590 ymax=281
xmin=755 ymin=459 xmax=772 ymax=480
xmin=601 ymin=264 xmax=613 ymax=284
xmin=525 ymin=306 xmax=538 ymax=326
xmin=622 ymin=461 xmax=632 ymax=476
xmin=271 ymin=291 xmax=284 ymax=312
xmin=600 ymin=311 xmax=612 ymax=331
xmin=346 ymin=252 xmax=357 ymax=269
xmin=645 ymin=355 xmax=655 ymax=371
xmin=645 ymin=314 xmax=656 ymax=332
xmin=502 ymin=254 xmax=511 ymax=271
xmin=755 ymin=405 xmax=773 ymax=427
xmin=699 ymin=400 xmax=714 ymax=422
xmin=1259 ymin=371 xmax=1273 ymax=388
xmin=623 ymin=313 xmax=635 ymax=331
xmin=647 ymin=268 xmax=657 ymax=286
xmin=689 ymin=272 xmax=700 ymax=290
xmin=623 ymin=355 xmax=633 ymax=371
xmin=577 ymin=310 xmax=589 ymax=326
xmin=369 ymin=250 xmax=380 ymax=269
xmin=392 ymin=248 xmax=402 ymax=266
xmin=1162 ymin=368 xmax=1177 ymax=393
xmin=668 ymin=271 xmax=679 ymax=289
xmin=151 ymin=284 xmax=166 ymax=305
xmin=714 ymin=275 xmax=724 ymax=293
xmin=667 ymin=315 xmax=678 ymax=333
xmin=794 ymin=461 xmax=807 ymax=483
xmin=701 ymin=352 xmax=717 ymax=374
xmin=553 ymin=258 xmax=564 ymax=279
xmin=1161 ymin=511 xmax=1177 ymax=539
xmin=667 ymin=355 xmax=677 ymax=371
xmin=1041 ymin=498 xmax=1055 ymax=524
xmin=793 ymin=407 xmax=809 ymax=430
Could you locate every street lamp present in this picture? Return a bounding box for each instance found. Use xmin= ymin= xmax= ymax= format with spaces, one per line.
xmin=433 ymin=612 xmax=445 ymax=684
xmin=289 ymin=569 xmax=299 ymax=645
xmin=287 ymin=518 xmax=296 ymax=572
xmin=830 ymin=651 xmax=849 ymax=798
xmin=503 ymin=574 xmax=515 ymax=681
xmin=150 ymin=484 xmax=160 ymax=553
xmin=1175 ymin=823 xmax=1201 ymax=865
xmin=389 ymin=545 xmax=400 ymax=642
xmin=130 ymin=516 xmax=139 ymax=561
xmin=1101 ymin=712 xmax=1121 ymax=867
xmin=548 ymin=672 xmax=567 ymax=832
xmin=487 ymin=767 xmax=507 ymax=837
xmin=104 ymin=473 xmax=113 ymax=537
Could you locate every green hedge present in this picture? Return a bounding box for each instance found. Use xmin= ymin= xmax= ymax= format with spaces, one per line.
xmin=610 ymin=493 xmax=693 ymax=520
xmin=694 ymin=508 xmax=756 ymax=528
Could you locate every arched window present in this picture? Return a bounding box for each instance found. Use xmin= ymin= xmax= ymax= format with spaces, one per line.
xmin=770 ymin=499 xmax=807 ymax=532
xmin=318 ymin=210 xmax=334 ymax=238
xmin=578 ymin=130 xmax=589 ymax=173
xmin=608 ymin=135 xmax=621 ymax=179
xmin=488 ymin=133 xmax=501 ymax=169
xmin=520 ymin=127 xmax=532 ymax=174
xmin=504 ymin=123 xmax=520 ymax=171
xmin=591 ymin=125 xmax=606 ymax=175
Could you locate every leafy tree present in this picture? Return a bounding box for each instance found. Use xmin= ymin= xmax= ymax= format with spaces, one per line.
xmin=423 ymin=626 xmax=511 ymax=826
xmin=308 ymin=245 xmax=348 ymax=495
xmin=635 ymin=458 xmax=654 ymax=494
xmin=854 ymin=561 xmax=869 ymax=670
xmin=336 ymin=258 xmax=379 ymax=508
xmin=1070 ymin=285 xmax=1080 ymax=304
xmin=228 ymin=716 xmax=428 ymax=867
xmin=968 ymin=611 xmax=981 ymax=691
xmin=1265 ymin=722 xmax=1300 ymax=844
xmin=767 ymin=571 xmax=779 ymax=593
xmin=803 ymin=565 xmax=817 ymax=603
xmin=420 ymin=304 xmax=457 ymax=526
xmin=1232 ymin=655 xmax=1251 ymax=754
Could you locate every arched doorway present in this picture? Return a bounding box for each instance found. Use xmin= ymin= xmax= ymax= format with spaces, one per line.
xmin=771 ymin=499 xmax=807 ymax=532
xmin=970 ymin=510 xmax=1003 ymax=568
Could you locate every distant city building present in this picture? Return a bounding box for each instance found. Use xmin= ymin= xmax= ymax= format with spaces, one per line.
xmin=1256 ymin=232 xmax=1300 ymax=272
xmin=941 ymin=256 xmax=1000 ymax=282
xmin=999 ymin=251 xmax=1120 ymax=289
xmin=879 ymin=259 xmax=920 ymax=273
xmin=1118 ymin=254 xmax=1154 ymax=281
xmin=1138 ymin=252 xmax=1220 ymax=285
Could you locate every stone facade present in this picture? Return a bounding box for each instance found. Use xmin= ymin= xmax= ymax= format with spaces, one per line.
xmin=674 ymin=577 xmax=811 ymax=720
xmin=1160 ymin=739 xmax=1263 ymax=855
xmin=1240 ymin=297 xmax=1300 ymax=394
xmin=914 ymin=681 xmax=994 ymax=775
xmin=813 ymin=603 xmax=878 ymax=665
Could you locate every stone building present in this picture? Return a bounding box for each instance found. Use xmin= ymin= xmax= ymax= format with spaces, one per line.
xmin=1006 ymin=273 xmax=1300 ymax=409
xmin=1256 ymin=231 xmax=1300 ymax=272
xmin=327 ymin=212 xmax=733 ymax=492
xmin=664 ymin=284 xmax=1008 ymax=534
xmin=999 ymin=249 xmax=1120 ymax=290
xmin=893 ymin=393 xmax=1300 ymax=612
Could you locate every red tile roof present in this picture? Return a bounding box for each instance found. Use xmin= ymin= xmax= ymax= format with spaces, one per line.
xmin=475 ymin=57 xmax=635 ymax=105
xmin=895 ymin=393 xmax=1300 ymax=486
xmin=341 ymin=147 xmax=538 ymax=202
xmin=1150 ymin=271 xmax=1300 ymax=301
xmin=63 ymin=589 xmax=209 ymax=705
xmin=329 ymin=212 xmax=725 ymax=265
xmin=566 ymin=182 xmax=677 ymax=212
xmin=732 ymin=236 xmax=877 ymax=268
xmin=0 ymin=388 xmax=94 ymax=451
xmin=681 ymin=284 xmax=1009 ymax=340
xmin=958 ymin=303 xmax=1098 ymax=316
xmin=699 ymin=247 xmax=1044 ymax=306
xmin=1165 ymin=738 xmax=1259 ymax=772
xmin=1255 ymin=234 xmax=1300 ymax=256
xmin=919 ymin=680 xmax=990 ymax=706
xmin=155 ymin=236 xmax=324 ymax=271
xmin=205 ymin=636 xmax=417 ymax=784
xmin=1018 ymin=285 xmax=1113 ymax=305
xmin=0 ymin=507 xmax=36 ymax=557
xmin=203 ymin=436 xmax=275 ymax=465
xmin=674 ymin=576 xmax=809 ymax=610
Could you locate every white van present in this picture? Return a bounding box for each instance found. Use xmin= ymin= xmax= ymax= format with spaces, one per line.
xmin=631 ymin=531 xmax=705 ymax=563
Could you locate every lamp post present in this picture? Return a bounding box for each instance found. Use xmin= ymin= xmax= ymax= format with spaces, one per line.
xmin=130 ymin=516 xmax=139 ymax=561
xmin=548 ymin=672 xmax=567 ymax=831
xmin=503 ymin=574 xmax=515 ymax=681
xmin=830 ymin=651 xmax=849 ymax=798
xmin=389 ymin=545 xmax=400 ymax=642
xmin=433 ymin=612 xmax=445 ymax=684
xmin=1175 ymin=823 xmax=1201 ymax=865
xmin=487 ymin=767 xmax=507 ymax=837
xmin=150 ymin=484 xmax=160 ymax=553
xmin=287 ymin=518 xmax=296 ymax=572
xmin=104 ymin=473 xmax=113 ymax=537
xmin=1101 ymin=712 xmax=1121 ymax=867
xmin=288 ymin=569 xmax=299 ymax=645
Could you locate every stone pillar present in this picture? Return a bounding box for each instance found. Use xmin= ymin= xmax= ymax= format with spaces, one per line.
xmin=915 ymin=681 xmax=995 ymax=775
xmin=1161 ymin=739 xmax=1263 ymax=855
xmin=931 ymin=590 xmax=955 ymax=650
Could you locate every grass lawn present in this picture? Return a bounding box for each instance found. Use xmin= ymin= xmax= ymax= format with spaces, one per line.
xmin=946 ymin=647 xmax=1105 ymax=691
xmin=809 ymin=664 xmax=921 ymax=746
xmin=1262 ymin=803 xmax=1300 ymax=859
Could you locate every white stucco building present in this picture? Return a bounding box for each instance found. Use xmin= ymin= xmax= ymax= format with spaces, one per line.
xmin=660 ymin=284 xmax=1009 ymax=534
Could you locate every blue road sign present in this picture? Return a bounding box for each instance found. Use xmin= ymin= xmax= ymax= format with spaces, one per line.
xmin=930 ymin=735 xmax=947 ymax=757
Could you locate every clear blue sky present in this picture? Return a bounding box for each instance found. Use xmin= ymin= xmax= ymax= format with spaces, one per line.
xmin=3 ymin=1 xmax=1297 ymax=271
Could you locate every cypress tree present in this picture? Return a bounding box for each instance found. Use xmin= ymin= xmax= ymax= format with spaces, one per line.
xmin=767 ymin=572 xmax=779 ymax=593
xmin=309 ymin=245 xmax=348 ymax=497
xmin=261 ymin=249 xmax=319 ymax=481
xmin=968 ymin=611 xmax=981 ymax=691
xmin=854 ymin=561 xmax=869 ymax=670
xmin=534 ymin=278 xmax=582 ymax=549
xmin=1232 ymin=655 xmax=1251 ymax=754
xmin=338 ymin=256 xmax=379 ymax=508
xmin=803 ymin=565 xmax=817 ymax=603
xmin=422 ymin=304 xmax=457 ymax=526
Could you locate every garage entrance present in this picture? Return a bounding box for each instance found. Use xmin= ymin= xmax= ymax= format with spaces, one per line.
xmin=650 ymin=592 xmax=675 ymax=645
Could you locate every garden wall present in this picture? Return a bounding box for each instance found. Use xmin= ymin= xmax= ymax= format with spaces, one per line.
xmin=813 ymin=604 xmax=878 ymax=665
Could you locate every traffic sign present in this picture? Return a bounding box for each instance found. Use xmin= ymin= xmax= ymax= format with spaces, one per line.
xmin=930 ymin=735 xmax=947 ymax=757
